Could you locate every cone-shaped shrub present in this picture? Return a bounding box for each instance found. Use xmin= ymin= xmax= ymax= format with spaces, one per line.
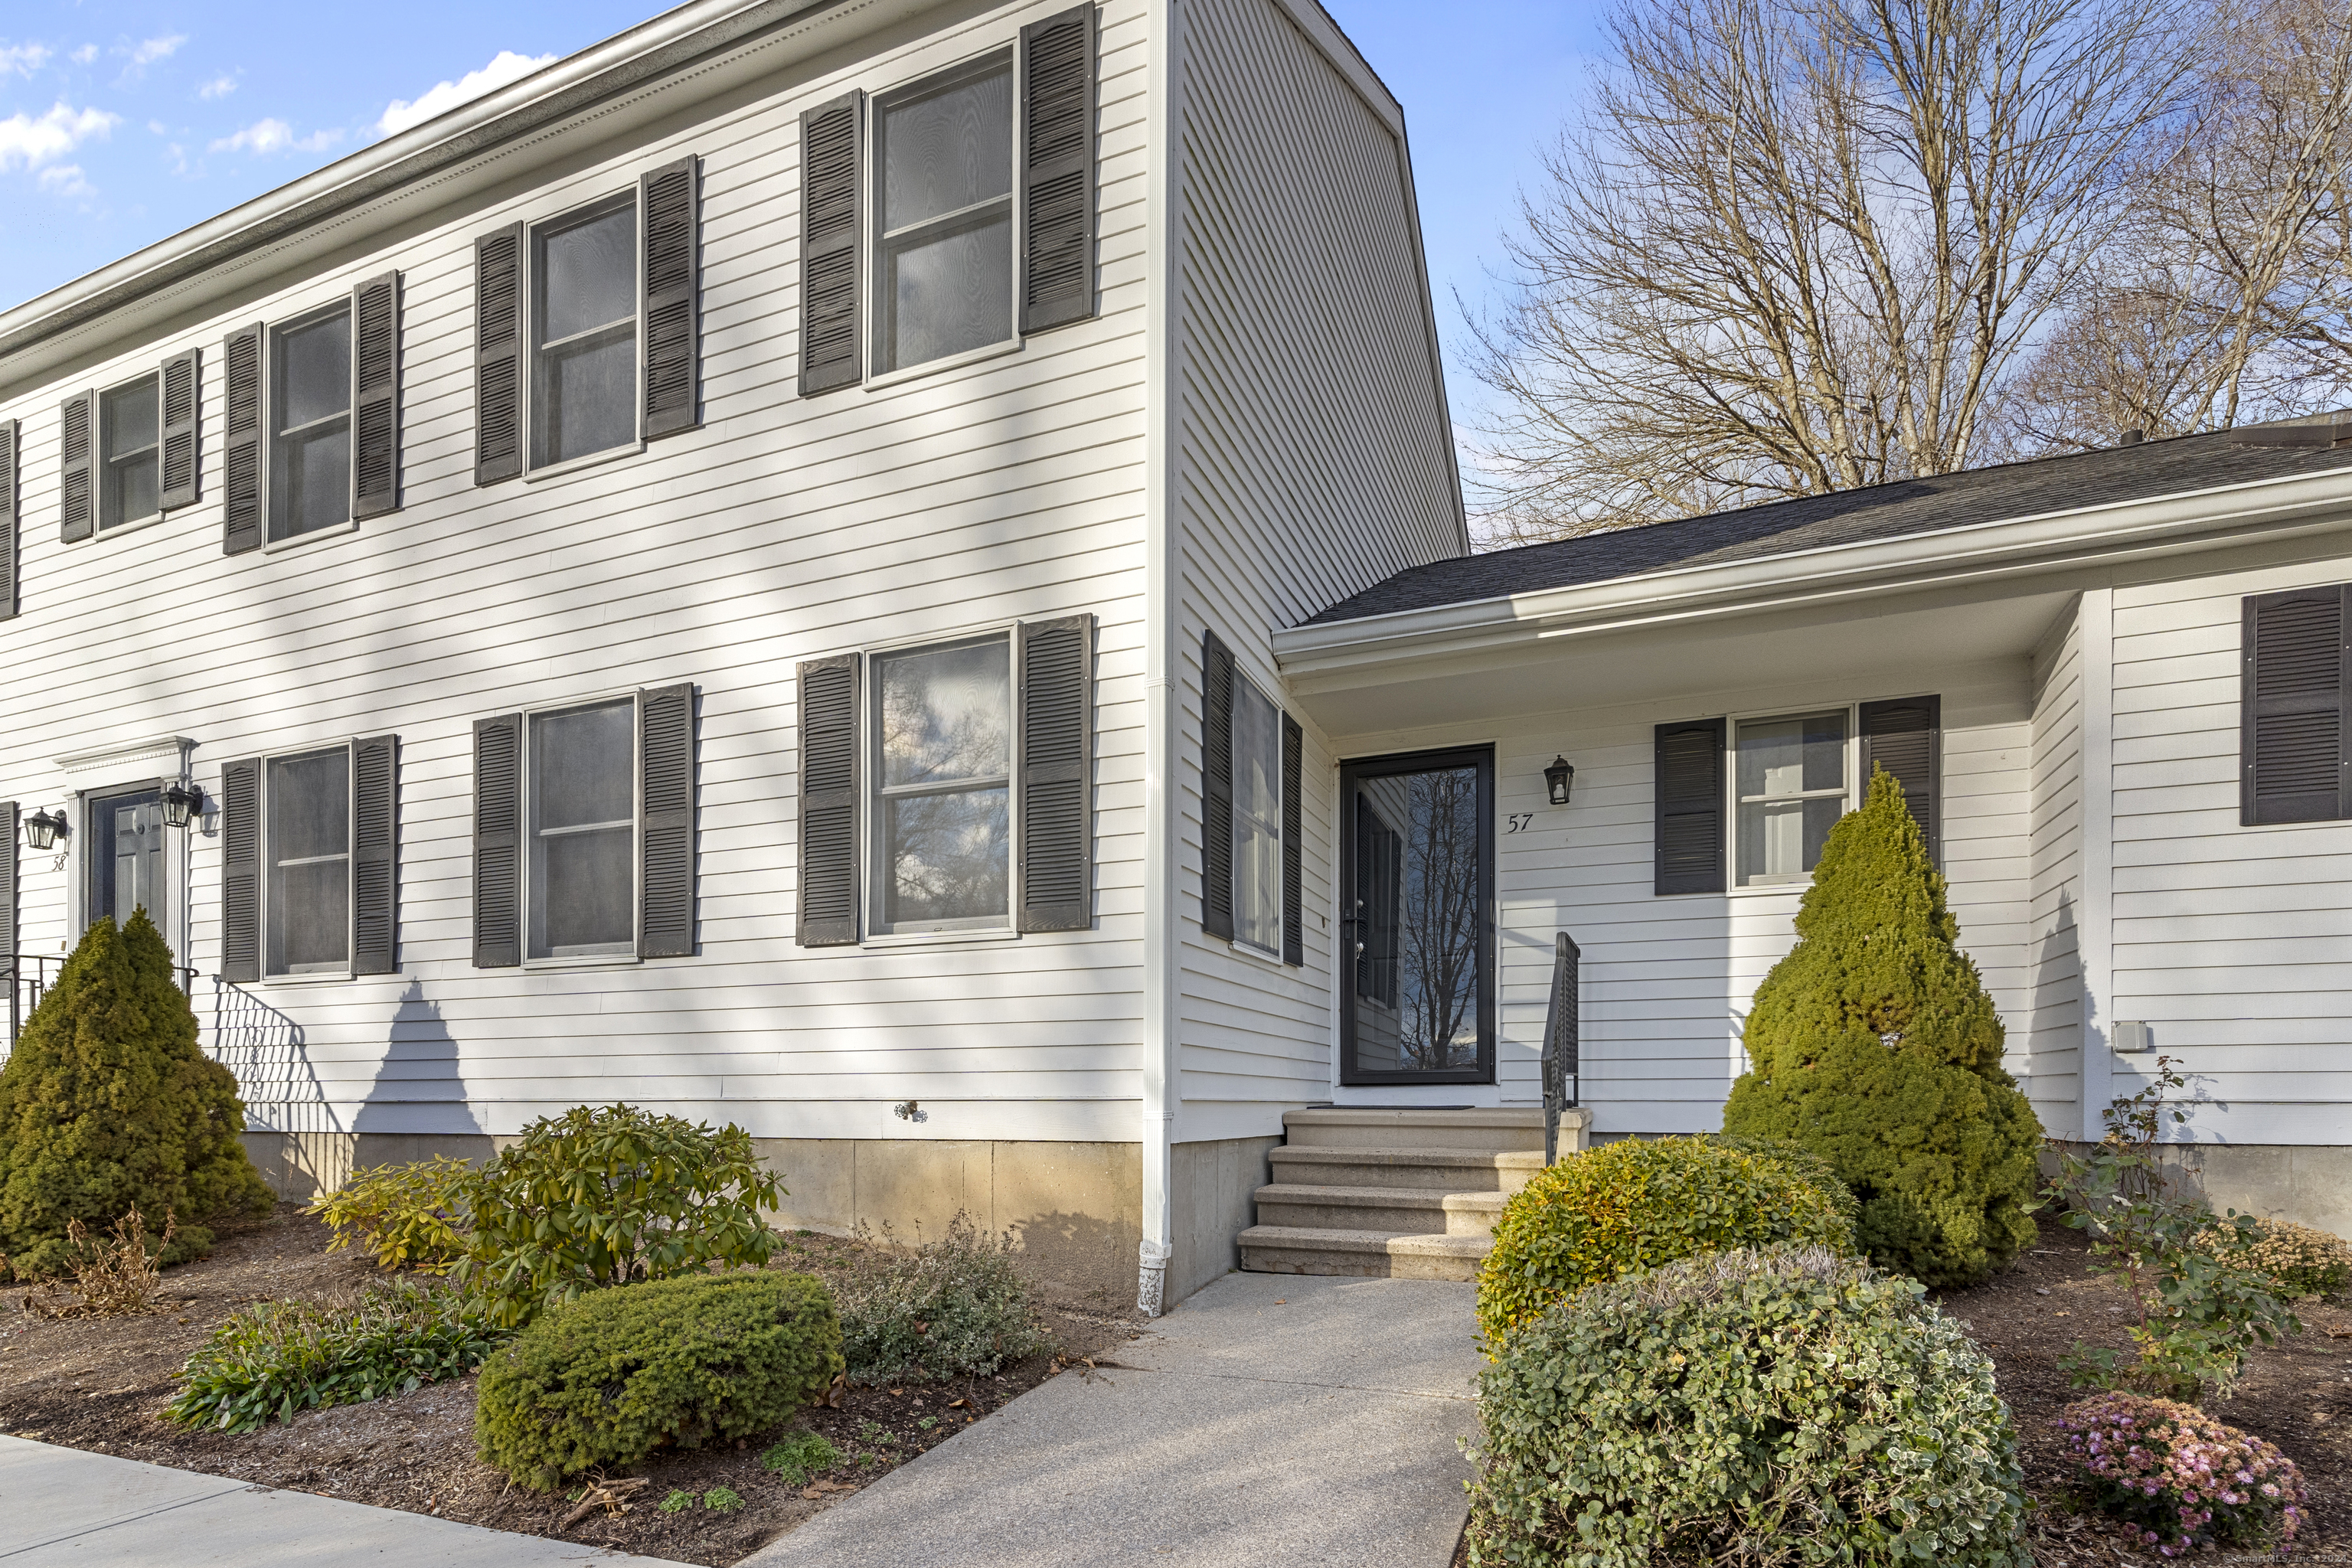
xmin=1721 ymin=768 xmax=2040 ymax=1288
xmin=0 ymin=911 xmax=274 ymax=1279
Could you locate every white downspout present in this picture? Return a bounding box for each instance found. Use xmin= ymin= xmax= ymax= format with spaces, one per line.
xmin=1135 ymin=0 xmax=1181 ymax=1318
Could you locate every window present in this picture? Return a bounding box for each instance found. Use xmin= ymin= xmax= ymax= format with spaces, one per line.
xmin=872 ymin=635 xmax=1012 ymax=933
xmin=528 ymin=699 xmax=638 ymax=959
xmin=99 ymin=377 xmax=159 ymax=530
xmin=874 ymin=57 xmax=1016 ymax=374
xmin=270 ymin=305 xmax=351 ymax=542
xmin=532 ymin=198 xmax=639 ymax=467
xmin=1733 ymin=710 xmax=1850 ymax=887
xmin=266 ymin=749 xmax=351 ymax=975
xmin=1230 ymin=673 xmax=1284 ymax=956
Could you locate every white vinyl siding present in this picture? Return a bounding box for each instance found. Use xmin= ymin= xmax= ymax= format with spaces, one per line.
xmin=0 ymin=0 xmax=1155 ymax=1148
xmin=2027 ymin=600 xmax=2086 ymax=1135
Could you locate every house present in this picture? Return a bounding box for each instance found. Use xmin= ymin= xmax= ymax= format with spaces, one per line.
xmin=2 ymin=0 xmax=2347 ymax=1321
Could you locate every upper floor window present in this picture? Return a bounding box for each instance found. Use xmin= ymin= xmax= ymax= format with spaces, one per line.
xmin=1733 ymin=710 xmax=1850 ymax=887
xmin=270 ymin=304 xmax=352 ymax=543
xmin=99 ymin=376 xmax=160 ymax=531
xmin=874 ymin=57 xmax=1015 ymax=374
xmin=872 ymin=634 xmax=1013 ymax=933
xmin=533 ymin=198 xmax=640 ymax=468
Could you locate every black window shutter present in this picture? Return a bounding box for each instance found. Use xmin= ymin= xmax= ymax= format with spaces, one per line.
xmin=221 ymin=325 xmax=263 ymax=554
xmin=473 ymin=714 xmax=523 ymax=967
xmin=1281 ymin=712 xmax=1303 ymax=966
xmin=59 ymin=392 xmax=93 ymax=544
xmin=0 ymin=418 xmax=17 ymax=618
xmin=640 ymin=157 xmax=701 ymax=440
xmin=475 ymin=224 xmax=525 ymax=484
xmin=1655 ymin=718 xmax=1726 ymax=895
xmin=353 ymin=734 xmax=400 ymax=975
xmin=1201 ymin=630 xmax=1236 ymax=940
xmin=1018 ymin=616 xmax=1095 ymax=933
xmin=158 ymin=351 xmax=201 ymax=512
xmin=798 ymin=655 xmax=861 ymax=945
xmin=2242 ymin=584 xmax=2352 ymax=825
xmin=639 ymin=682 xmax=696 ymax=958
xmin=220 ymin=759 xmax=262 ymax=983
xmin=1018 ymin=5 xmax=1097 ymax=335
xmin=1 ymin=802 xmax=17 ymax=980
xmin=351 ymin=272 xmax=402 ymax=519
xmin=1859 ymin=695 xmax=1942 ymax=864
xmin=799 ymin=93 xmax=864 ymax=395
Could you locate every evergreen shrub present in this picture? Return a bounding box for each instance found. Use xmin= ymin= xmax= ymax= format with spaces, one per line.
xmin=475 ymin=1270 xmax=843 ymax=1490
xmin=0 ymin=913 xmax=273 ymax=1279
xmin=1722 ymin=768 xmax=2042 ymax=1288
xmin=830 ymin=1211 xmax=1052 ymax=1383
xmin=1475 ymin=1134 xmax=1854 ymax=1345
xmin=1466 ymin=1246 xmax=2031 ymax=1568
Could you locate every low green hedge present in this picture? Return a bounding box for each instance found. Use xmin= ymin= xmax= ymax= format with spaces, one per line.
xmin=475 ymin=1270 xmax=843 ymax=1490
xmin=1467 ymin=1245 xmax=2030 ymax=1566
xmin=1476 ymin=1134 xmax=1855 ymax=1344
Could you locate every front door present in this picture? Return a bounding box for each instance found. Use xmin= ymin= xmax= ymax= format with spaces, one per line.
xmin=1339 ymin=746 xmax=1494 ymax=1086
xmin=87 ymin=788 xmax=170 ymax=933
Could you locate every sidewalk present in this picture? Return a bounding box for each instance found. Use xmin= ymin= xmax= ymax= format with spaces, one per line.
xmin=0 ymin=1434 xmax=691 ymax=1567
xmin=739 ymin=1269 xmax=1484 ymax=1568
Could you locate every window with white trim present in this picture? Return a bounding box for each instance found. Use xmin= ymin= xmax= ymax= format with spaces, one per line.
xmin=1230 ymin=672 xmax=1284 ymax=956
xmin=528 ymin=698 xmax=638 ymax=958
xmin=1733 ymin=709 xmax=1851 ymax=887
xmin=266 ymin=747 xmax=352 ymax=976
xmin=871 ymin=634 xmax=1012 ymax=932
xmin=270 ymin=303 xmax=352 ymax=543
xmin=531 ymin=194 xmax=639 ymax=469
xmin=99 ymin=376 xmax=160 ymax=531
xmin=872 ymin=54 xmax=1016 ymax=374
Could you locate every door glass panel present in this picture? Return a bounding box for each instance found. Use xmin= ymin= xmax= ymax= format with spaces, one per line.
xmin=1345 ymin=757 xmax=1488 ymax=1079
xmin=87 ymin=789 xmax=168 ymax=933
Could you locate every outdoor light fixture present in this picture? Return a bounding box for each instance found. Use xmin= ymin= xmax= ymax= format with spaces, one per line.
xmin=1544 ymin=756 xmax=1575 ymax=805
xmin=161 ymin=781 xmax=203 ymax=830
xmin=23 ymin=808 xmax=67 ymax=851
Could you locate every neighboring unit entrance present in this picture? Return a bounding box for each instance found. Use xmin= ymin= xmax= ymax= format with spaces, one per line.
xmin=87 ymin=787 xmax=169 ymax=932
xmin=1339 ymin=746 xmax=1494 ymax=1086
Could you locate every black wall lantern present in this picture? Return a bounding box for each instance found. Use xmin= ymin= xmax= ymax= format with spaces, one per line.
xmin=1544 ymin=755 xmax=1575 ymax=805
xmin=23 ymin=808 xmax=68 ymax=851
xmin=161 ymin=782 xmax=203 ymax=831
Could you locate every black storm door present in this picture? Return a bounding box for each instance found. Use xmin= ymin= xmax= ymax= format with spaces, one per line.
xmin=1339 ymin=746 xmax=1494 ymax=1086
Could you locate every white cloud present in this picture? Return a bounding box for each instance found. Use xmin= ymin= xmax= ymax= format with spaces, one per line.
xmin=129 ymin=34 xmax=186 ymax=67
xmin=1 ymin=42 xmax=53 ymax=77
xmin=198 ymin=74 xmax=235 ymax=100
xmin=0 ymin=103 xmax=121 ymax=172
xmin=70 ymin=44 xmax=97 ymax=65
xmin=209 ymin=117 xmax=341 ymax=155
xmin=375 ymin=49 xmax=552 ymax=137
xmin=38 ymin=162 xmax=93 ymax=199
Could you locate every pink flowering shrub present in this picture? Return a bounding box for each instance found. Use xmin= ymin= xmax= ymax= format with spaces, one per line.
xmin=2052 ymin=1392 xmax=2308 ymax=1557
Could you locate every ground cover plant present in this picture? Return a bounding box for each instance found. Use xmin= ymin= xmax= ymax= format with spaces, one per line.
xmin=449 ymin=1103 xmax=786 ymax=1328
xmin=0 ymin=912 xmax=273 ymax=1279
xmin=1465 ymin=1245 xmax=2031 ymax=1567
xmin=2051 ymin=1392 xmax=2309 ymax=1557
xmin=475 ymin=1269 xmax=844 ymax=1490
xmin=828 ymin=1212 xmax=1053 ymax=1383
xmin=307 ymin=1156 xmax=471 ymax=1273
xmin=2197 ymin=1215 xmax=2352 ymax=1301
xmin=162 ymin=1276 xmax=508 ymax=1432
xmin=1722 ymin=768 xmax=2042 ymax=1289
xmin=1475 ymin=1134 xmax=1854 ymax=1344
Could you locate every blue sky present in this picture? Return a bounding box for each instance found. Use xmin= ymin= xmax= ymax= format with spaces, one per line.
xmin=0 ymin=1 xmax=1601 ymax=422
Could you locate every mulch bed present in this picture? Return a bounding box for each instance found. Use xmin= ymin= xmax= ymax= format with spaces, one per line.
xmin=0 ymin=1207 xmax=1141 ymax=1566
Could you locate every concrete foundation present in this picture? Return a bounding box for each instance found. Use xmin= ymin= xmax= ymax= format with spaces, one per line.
xmin=1168 ymin=1135 xmax=1282 ymax=1303
xmin=2141 ymin=1142 xmax=2352 ymax=1239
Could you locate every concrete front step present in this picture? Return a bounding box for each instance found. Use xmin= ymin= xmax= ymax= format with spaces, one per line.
xmin=1267 ymin=1145 xmax=1546 ymax=1195
xmin=1253 ymin=1181 xmax=1506 ymax=1238
xmin=1236 ymin=1224 xmax=1493 ymax=1282
xmin=1282 ymin=1106 xmax=1549 ymax=1153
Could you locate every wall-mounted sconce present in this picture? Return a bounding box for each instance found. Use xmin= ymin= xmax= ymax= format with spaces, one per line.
xmin=1544 ymin=756 xmax=1575 ymax=805
xmin=161 ymin=781 xmax=204 ymax=830
xmin=23 ymin=808 xmax=68 ymax=851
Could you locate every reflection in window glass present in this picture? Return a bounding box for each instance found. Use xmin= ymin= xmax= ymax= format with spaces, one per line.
xmin=100 ymin=377 xmax=160 ymax=530
xmin=874 ymin=636 xmax=1011 ymax=930
xmin=1230 ymin=676 xmax=1283 ymax=955
xmin=268 ymin=750 xmax=351 ymax=975
xmin=1736 ymin=710 xmax=1848 ymax=886
xmin=271 ymin=307 xmax=352 ymax=542
xmin=533 ymin=202 xmax=639 ymax=467
xmin=875 ymin=60 xmax=1014 ymax=372
xmin=530 ymin=700 xmax=636 ymax=958
xmin=1349 ymin=763 xmax=1482 ymax=1076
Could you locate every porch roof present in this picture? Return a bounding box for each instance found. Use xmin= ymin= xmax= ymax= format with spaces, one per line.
xmin=1305 ymin=416 xmax=2352 ymax=627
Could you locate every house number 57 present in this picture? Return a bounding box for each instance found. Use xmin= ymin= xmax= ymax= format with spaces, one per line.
xmin=1505 ymin=814 xmax=1534 ymax=833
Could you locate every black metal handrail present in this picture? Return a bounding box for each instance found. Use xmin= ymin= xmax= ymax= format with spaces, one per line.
xmin=6 ymin=955 xmax=198 ymax=1050
xmin=1540 ymin=933 xmax=1580 ymax=1164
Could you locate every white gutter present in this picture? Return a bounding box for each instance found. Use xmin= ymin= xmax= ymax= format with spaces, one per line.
xmin=0 ymin=0 xmax=851 ymax=370
xmin=1273 ymin=462 xmax=2352 ymax=679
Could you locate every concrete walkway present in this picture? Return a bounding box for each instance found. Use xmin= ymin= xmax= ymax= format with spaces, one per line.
xmin=740 ymin=1270 xmax=1484 ymax=1568
xmin=0 ymin=1435 xmax=690 ymax=1566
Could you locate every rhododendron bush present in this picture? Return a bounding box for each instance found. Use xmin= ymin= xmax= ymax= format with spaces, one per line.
xmin=2052 ymin=1392 xmax=2308 ymax=1557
